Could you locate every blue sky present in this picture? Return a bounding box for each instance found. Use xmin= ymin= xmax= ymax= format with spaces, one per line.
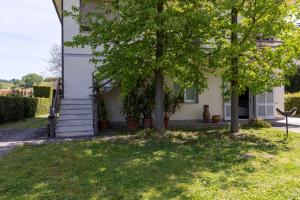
xmin=0 ymin=0 xmax=61 ymax=80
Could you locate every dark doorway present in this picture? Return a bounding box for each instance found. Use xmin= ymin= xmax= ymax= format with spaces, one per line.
xmin=239 ymin=89 xmax=249 ymax=119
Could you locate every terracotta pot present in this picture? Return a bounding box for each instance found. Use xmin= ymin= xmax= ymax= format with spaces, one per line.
xmin=99 ymin=120 xmax=109 ymax=130
xmin=127 ymin=118 xmax=139 ymax=130
xmin=143 ymin=118 xmax=153 ymax=128
xmin=164 ymin=116 xmax=170 ymax=128
xmin=212 ymin=115 xmax=221 ymax=123
xmin=203 ymin=105 xmax=210 ymax=123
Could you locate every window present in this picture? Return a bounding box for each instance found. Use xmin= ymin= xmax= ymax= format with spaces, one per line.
xmin=184 ymin=87 xmax=197 ymax=103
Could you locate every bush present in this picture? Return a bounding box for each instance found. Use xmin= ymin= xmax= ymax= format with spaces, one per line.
xmin=0 ymin=96 xmax=51 ymax=124
xmin=33 ymin=86 xmax=52 ymax=98
xmin=35 ymin=98 xmax=51 ymax=116
xmin=244 ymin=118 xmax=272 ymax=128
xmin=285 ymin=92 xmax=300 ymax=113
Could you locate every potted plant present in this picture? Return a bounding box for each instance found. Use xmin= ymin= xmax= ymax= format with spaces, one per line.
xmin=164 ymin=86 xmax=182 ymax=128
xmin=140 ymin=83 xmax=155 ymax=128
xmin=121 ymin=91 xmax=141 ymax=130
xmin=97 ymin=97 xmax=109 ymax=130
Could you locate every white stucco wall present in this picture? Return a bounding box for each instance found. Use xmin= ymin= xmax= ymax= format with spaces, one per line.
xmin=273 ymin=86 xmax=285 ymax=118
xmin=167 ymin=75 xmax=224 ymax=121
xmin=63 ymin=0 xmax=95 ymax=98
xmin=64 ymin=55 xmax=94 ymax=98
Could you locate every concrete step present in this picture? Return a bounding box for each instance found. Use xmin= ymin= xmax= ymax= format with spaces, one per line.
xmin=56 ymin=131 xmax=94 ymax=138
xmin=60 ymin=104 xmax=93 ymax=110
xmin=56 ymin=119 xmax=93 ymax=126
xmin=56 ymin=125 xmax=93 ymax=133
xmin=61 ymin=99 xmax=92 ymax=105
xmin=59 ymin=114 xmax=93 ymax=121
xmin=60 ymin=109 xmax=93 ymax=115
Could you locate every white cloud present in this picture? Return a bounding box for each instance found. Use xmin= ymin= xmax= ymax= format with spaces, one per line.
xmin=0 ymin=0 xmax=61 ymax=79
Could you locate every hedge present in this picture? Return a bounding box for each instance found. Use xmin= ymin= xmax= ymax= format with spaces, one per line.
xmin=285 ymin=92 xmax=300 ymax=113
xmin=0 ymin=96 xmax=51 ymax=124
xmin=33 ymin=86 xmax=52 ymax=98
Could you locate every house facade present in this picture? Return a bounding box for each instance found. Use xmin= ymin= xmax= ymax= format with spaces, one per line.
xmin=52 ymin=0 xmax=285 ymax=137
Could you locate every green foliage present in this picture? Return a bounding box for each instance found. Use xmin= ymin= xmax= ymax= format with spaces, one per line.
xmin=21 ymin=73 xmax=43 ymax=88
xmin=164 ymin=86 xmax=182 ymax=117
xmin=121 ymin=89 xmax=141 ymax=120
xmin=97 ymin=97 xmax=108 ymax=120
xmin=245 ymin=118 xmax=272 ymax=128
xmin=286 ymin=68 xmax=300 ymax=93
xmin=213 ymin=0 xmax=300 ymax=95
xmin=65 ymin=0 xmax=217 ymax=95
xmin=0 ymin=96 xmax=51 ymax=124
xmin=35 ymin=98 xmax=51 ymax=116
xmin=139 ymin=81 xmax=155 ymax=118
xmin=33 ymin=86 xmax=53 ymax=98
xmin=285 ymin=92 xmax=300 ymax=113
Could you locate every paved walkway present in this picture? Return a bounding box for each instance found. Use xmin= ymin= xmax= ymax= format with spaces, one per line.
xmin=0 ymin=128 xmax=49 ymax=158
xmin=272 ymin=117 xmax=300 ymax=133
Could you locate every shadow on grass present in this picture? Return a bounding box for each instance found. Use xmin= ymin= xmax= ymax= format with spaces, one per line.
xmin=0 ymin=128 xmax=291 ymax=199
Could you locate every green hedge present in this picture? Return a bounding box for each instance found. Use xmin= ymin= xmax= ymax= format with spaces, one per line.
xmin=33 ymin=86 xmax=52 ymax=98
xmin=35 ymin=98 xmax=51 ymax=116
xmin=0 ymin=96 xmax=51 ymax=124
xmin=285 ymin=92 xmax=300 ymax=112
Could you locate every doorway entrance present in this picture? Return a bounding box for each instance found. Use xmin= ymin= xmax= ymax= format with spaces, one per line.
xmin=238 ymin=89 xmax=249 ymax=119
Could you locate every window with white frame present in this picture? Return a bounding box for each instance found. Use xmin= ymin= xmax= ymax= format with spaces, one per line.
xmin=184 ymin=87 xmax=197 ymax=103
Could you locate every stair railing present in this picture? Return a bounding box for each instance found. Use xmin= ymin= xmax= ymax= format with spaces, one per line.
xmin=48 ymin=78 xmax=62 ymax=137
xmin=91 ymin=72 xmax=99 ymax=136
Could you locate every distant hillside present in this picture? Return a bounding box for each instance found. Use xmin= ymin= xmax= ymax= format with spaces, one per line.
xmin=0 ymin=82 xmax=14 ymax=89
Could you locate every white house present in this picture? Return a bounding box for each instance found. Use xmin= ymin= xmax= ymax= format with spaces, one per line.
xmin=52 ymin=0 xmax=285 ymax=137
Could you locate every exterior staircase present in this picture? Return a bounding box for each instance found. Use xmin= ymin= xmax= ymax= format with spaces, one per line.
xmin=55 ymin=98 xmax=95 ymax=138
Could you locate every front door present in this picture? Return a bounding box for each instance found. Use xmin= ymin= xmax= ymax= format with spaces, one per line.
xmin=256 ymin=90 xmax=274 ymax=119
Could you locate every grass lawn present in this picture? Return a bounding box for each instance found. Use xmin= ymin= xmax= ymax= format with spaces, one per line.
xmin=0 ymin=128 xmax=299 ymax=200
xmin=0 ymin=114 xmax=48 ymax=129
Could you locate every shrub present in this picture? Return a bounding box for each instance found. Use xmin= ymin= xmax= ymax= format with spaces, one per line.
xmin=245 ymin=118 xmax=272 ymax=128
xmin=0 ymin=96 xmax=51 ymax=124
xmin=285 ymin=92 xmax=300 ymax=113
xmin=33 ymin=86 xmax=52 ymax=98
xmin=35 ymin=98 xmax=51 ymax=116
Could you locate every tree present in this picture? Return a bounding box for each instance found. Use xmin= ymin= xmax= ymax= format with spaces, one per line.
xmin=213 ymin=0 xmax=300 ymax=136
xmin=11 ymin=79 xmax=24 ymax=87
xmin=45 ymin=44 xmax=62 ymax=77
xmin=21 ymin=73 xmax=43 ymax=88
xmin=65 ymin=0 xmax=217 ymax=132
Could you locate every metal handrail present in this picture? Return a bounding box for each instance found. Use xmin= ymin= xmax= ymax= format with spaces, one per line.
xmin=48 ymin=78 xmax=62 ymax=137
xmin=91 ymin=72 xmax=98 ymax=135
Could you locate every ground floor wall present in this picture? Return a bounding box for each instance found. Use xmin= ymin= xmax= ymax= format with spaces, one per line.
xmin=64 ymin=55 xmax=94 ymax=98
xmin=102 ymin=76 xmax=285 ymax=123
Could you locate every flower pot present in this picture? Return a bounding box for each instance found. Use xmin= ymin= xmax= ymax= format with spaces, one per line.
xmin=143 ymin=118 xmax=153 ymax=128
xmin=164 ymin=116 xmax=170 ymax=128
xmin=212 ymin=115 xmax=221 ymax=123
xmin=127 ymin=118 xmax=139 ymax=130
xmin=203 ymin=105 xmax=210 ymax=123
xmin=99 ymin=120 xmax=109 ymax=130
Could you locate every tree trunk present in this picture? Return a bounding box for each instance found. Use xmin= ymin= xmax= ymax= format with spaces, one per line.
xmin=154 ymin=70 xmax=164 ymax=131
xmin=154 ymin=1 xmax=164 ymax=132
xmin=230 ymin=7 xmax=239 ymax=136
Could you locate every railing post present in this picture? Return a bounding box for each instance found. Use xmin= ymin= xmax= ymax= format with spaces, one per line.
xmin=48 ymin=115 xmax=55 ymax=138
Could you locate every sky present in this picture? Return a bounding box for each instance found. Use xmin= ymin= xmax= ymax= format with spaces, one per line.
xmin=0 ymin=0 xmax=61 ymax=80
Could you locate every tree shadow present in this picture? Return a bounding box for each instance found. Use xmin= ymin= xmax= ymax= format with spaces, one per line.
xmin=0 ymin=128 xmax=290 ymax=199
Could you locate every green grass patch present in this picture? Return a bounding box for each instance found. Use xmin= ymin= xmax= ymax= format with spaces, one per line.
xmin=0 ymin=114 xmax=48 ymax=129
xmin=0 ymin=128 xmax=299 ymax=199
xmin=0 ymin=82 xmax=13 ymax=89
